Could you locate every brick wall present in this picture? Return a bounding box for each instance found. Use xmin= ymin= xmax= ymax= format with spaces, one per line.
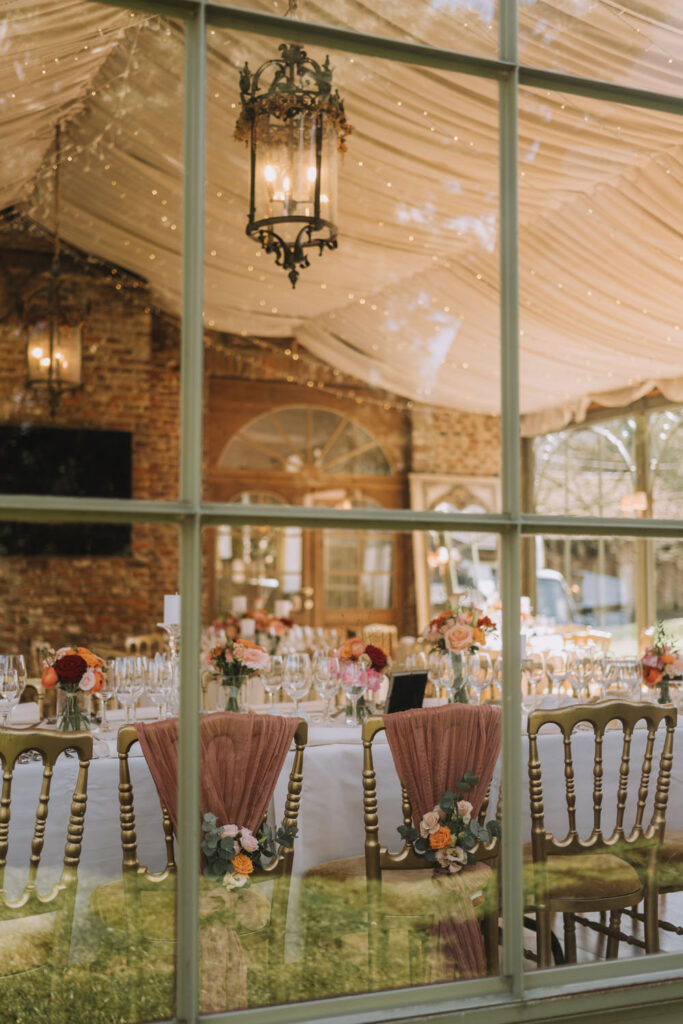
xmin=0 ymin=244 xmax=179 ymax=660
xmin=410 ymin=404 xmax=501 ymax=476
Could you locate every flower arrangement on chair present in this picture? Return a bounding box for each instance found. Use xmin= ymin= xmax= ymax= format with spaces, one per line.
xmin=398 ymin=772 xmax=501 ymax=874
xmin=202 ymin=812 xmax=297 ymax=890
xmin=40 ymin=646 xmax=105 ymax=731
xmin=208 ymin=638 xmax=271 ymax=712
xmin=641 ymin=622 xmax=683 ymax=705
xmin=422 ymin=599 xmax=496 ymax=703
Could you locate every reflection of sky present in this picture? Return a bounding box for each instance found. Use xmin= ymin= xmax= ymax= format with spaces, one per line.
xmin=429 ymin=0 xmax=495 ymax=18
xmin=383 ymin=289 xmax=462 ymax=395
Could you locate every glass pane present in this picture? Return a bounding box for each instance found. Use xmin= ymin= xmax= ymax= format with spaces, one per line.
xmin=519 ymin=1 xmax=683 ymax=94
xmin=204 ymin=31 xmax=502 ymax=513
xmin=223 ymin=0 xmax=499 ymax=57
xmin=0 ymin=7 xmax=183 ymax=501
xmin=521 ymin=85 xmax=683 ymax=519
xmin=200 ymin=524 xmax=503 ymax=1009
xmin=0 ymin=521 xmax=179 ymax=1023
xmin=520 ymin=534 xmax=683 ymax=971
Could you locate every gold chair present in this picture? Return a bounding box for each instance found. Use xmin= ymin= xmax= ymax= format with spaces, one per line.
xmin=562 ymin=628 xmax=612 ymax=652
xmin=525 ymin=700 xmax=676 ymax=968
xmin=304 ymin=715 xmax=500 ymax=992
xmin=90 ymin=720 xmax=307 ymax=1014
xmin=124 ymin=632 xmax=165 ymax=656
xmin=0 ymin=728 xmax=92 ymax=1018
xmin=362 ymin=624 xmax=398 ymax=659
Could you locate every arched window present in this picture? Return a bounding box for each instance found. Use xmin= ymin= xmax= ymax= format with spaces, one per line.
xmin=219 ymin=407 xmax=391 ymax=476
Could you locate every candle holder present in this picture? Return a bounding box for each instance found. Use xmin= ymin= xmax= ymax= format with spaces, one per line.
xmin=158 ymin=622 xmax=181 ymax=663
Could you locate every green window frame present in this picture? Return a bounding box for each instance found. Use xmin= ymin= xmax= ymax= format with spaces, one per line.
xmin=3 ymin=1 xmax=683 ymax=1021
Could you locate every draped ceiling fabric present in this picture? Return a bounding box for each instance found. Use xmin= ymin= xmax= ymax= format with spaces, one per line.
xmin=1 ymin=1 xmax=682 ymax=434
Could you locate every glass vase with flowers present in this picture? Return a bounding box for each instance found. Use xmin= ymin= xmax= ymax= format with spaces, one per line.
xmin=40 ymin=646 xmax=105 ymax=731
xmin=422 ymin=599 xmax=496 ymax=704
xmin=641 ymin=622 xmax=683 ymax=705
xmin=209 ymin=638 xmax=271 ymax=712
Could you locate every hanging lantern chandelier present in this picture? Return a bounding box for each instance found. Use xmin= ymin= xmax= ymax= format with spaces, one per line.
xmin=235 ymin=43 xmax=352 ymax=288
xmin=25 ymin=124 xmax=82 ymax=416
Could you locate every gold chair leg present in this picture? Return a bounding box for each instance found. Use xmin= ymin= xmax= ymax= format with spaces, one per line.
xmin=563 ymin=913 xmax=577 ymax=964
xmin=606 ymin=910 xmax=622 ymax=959
xmin=536 ymin=908 xmax=553 ymax=969
xmin=643 ymin=887 xmax=660 ymax=955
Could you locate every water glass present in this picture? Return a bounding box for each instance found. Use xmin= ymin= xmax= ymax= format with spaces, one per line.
xmin=283 ymin=652 xmax=312 ymax=719
xmin=522 ymin=652 xmax=546 ymax=706
xmin=313 ymin=652 xmax=341 ymax=723
xmin=340 ymin=659 xmax=364 ymax=727
xmin=465 ymin=651 xmax=493 ymax=704
xmin=263 ymin=654 xmax=284 ymax=712
xmin=0 ymin=665 xmax=20 ymax=726
xmin=546 ymin=652 xmax=569 ymax=697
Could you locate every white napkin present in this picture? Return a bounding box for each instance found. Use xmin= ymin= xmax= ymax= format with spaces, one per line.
xmin=8 ymin=703 xmax=41 ymax=726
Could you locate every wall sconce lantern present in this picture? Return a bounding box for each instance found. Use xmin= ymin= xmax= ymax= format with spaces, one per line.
xmin=26 ymin=124 xmax=82 ymax=416
xmin=235 ymin=43 xmax=352 ymax=288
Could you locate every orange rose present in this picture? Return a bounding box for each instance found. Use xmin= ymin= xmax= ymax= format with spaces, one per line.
xmin=429 ymin=826 xmax=452 ymax=850
xmin=76 ymin=647 xmax=104 ymax=668
xmin=92 ymin=670 xmax=105 ymax=694
xmin=41 ymin=666 xmax=58 ymax=689
xmin=232 ymin=853 xmax=254 ymax=875
xmin=472 ymin=627 xmax=486 ymax=646
xmin=661 ymin=654 xmax=675 ymax=665
xmin=643 ymin=666 xmax=663 ymax=688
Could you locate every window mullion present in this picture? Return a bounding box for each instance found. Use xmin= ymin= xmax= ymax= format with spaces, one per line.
xmin=177 ymin=4 xmax=206 ymax=1023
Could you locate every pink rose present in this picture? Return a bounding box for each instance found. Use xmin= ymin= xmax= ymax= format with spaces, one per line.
xmin=270 ymin=619 xmax=286 ymax=637
xmin=364 ymin=668 xmax=382 ymax=693
xmin=349 ymin=638 xmax=366 ymax=659
xmin=241 ymin=646 xmax=270 ymax=671
xmin=457 ymin=799 xmax=473 ymax=824
xmin=642 ymin=650 xmax=659 ymax=669
xmin=221 ymin=823 xmax=239 ymax=838
xmin=457 ymin=613 xmax=473 ymax=625
xmin=673 ymin=656 xmax=683 ymax=677
xmin=79 ymin=668 xmax=97 ymax=692
xmin=444 ymin=623 xmax=474 ymax=653
xmin=232 ymin=643 xmax=246 ymax=661
xmin=419 ymin=809 xmax=442 ymax=838
xmin=240 ymin=829 xmax=259 ymax=853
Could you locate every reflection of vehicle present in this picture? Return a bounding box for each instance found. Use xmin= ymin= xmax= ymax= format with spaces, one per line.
xmin=536 ymin=569 xmax=579 ymax=624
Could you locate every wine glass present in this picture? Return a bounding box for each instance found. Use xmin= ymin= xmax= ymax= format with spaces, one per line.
xmin=522 ymin=651 xmax=546 ymax=707
xmin=568 ymin=647 xmax=593 ymax=700
xmin=465 ymin=651 xmax=493 ymax=704
xmin=624 ymin=656 xmax=644 ymax=701
xmin=439 ymin=653 xmax=456 ymax=702
xmin=427 ymin=650 xmax=442 ymax=697
xmin=146 ymin=657 xmax=169 ymax=720
xmin=0 ymin=666 xmax=20 ymax=726
xmin=313 ymin=652 xmax=341 ymax=724
xmin=116 ymin=656 xmax=144 ymax=724
xmin=263 ymin=654 xmax=284 ymax=713
xmin=98 ymin=661 xmax=117 ymax=732
xmin=546 ymin=652 xmax=569 ymax=698
xmin=283 ymin=652 xmax=312 ymax=719
xmin=340 ymin=659 xmax=364 ymax=727
xmin=591 ymin=653 xmax=609 ymax=700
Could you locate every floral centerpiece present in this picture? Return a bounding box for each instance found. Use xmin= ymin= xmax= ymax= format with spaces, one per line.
xmin=338 ymin=638 xmax=390 ymax=718
xmin=641 ymin=622 xmax=683 ymax=705
xmin=422 ymin=600 xmax=496 ymax=704
xmin=40 ymin=646 xmax=105 ymax=731
xmin=398 ymin=772 xmax=500 ymax=874
xmin=208 ymin=638 xmax=271 ymax=712
xmin=201 ymin=812 xmax=297 ymax=890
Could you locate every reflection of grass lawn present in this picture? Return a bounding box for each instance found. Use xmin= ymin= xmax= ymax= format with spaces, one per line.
xmin=608 ymin=617 xmax=683 ymax=657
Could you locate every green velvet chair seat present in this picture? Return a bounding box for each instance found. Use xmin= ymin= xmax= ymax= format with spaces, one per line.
xmin=522 ymin=847 xmax=643 ymax=912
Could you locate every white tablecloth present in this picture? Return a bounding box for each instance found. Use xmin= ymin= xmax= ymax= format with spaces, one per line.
xmin=5 ymin=713 xmax=682 ymax=906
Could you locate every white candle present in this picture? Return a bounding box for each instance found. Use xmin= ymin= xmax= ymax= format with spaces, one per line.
xmin=240 ymin=617 xmax=255 ymax=639
xmin=274 ymin=599 xmax=290 ymax=619
xmin=232 ymin=596 xmax=248 ymax=616
xmin=164 ymin=593 xmax=181 ymax=625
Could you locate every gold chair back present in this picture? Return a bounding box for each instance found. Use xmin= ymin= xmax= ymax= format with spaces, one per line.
xmin=528 ymin=699 xmax=676 ymax=864
xmin=562 ymin=628 xmax=612 ymax=652
xmin=362 ymin=624 xmax=398 ymax=659
xmin=0 ymin=729 xmax=92 ymax=1002
xmin=124 ymin=632 xmax=164 ymax=657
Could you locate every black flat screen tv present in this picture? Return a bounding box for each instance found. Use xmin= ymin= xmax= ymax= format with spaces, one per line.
xmin=0 ymin=425 xmax=132 ymax=556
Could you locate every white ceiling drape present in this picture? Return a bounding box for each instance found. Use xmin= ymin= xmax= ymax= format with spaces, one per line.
xmin=1 ymin=1 xmax=682 ymax=434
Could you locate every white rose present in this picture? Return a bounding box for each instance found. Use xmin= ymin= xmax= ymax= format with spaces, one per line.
xmin=457 ymin=800 xmax=473 ymax=825
xmin=419 ymin=809 xmax=441 ymax=838
xmin=223 ymin=871 xmax=249 ymax=890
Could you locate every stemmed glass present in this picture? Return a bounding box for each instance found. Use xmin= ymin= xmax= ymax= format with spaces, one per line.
xmin=283 ymin=652 xmax=312 ymax=719
xmin=340 ymin=659 xmax=365 ymax=727
xmin=522 ymin=652 xmax=546 ymax=707
xmin=439 ymin=653 xmax=456 ymax=703
xmin=263 ymin=654 xmax=284 ymax=713
xmin=546 ymin=652 xmax=569 ymax=698
xmin=115 ymin=656 xmax=144 ymax=724
xmin=98 ymin=661 xmax=117 ymax=732
xmin=592 ymin=653 xmax=609 ymax=700
xmin=146 ymin=657 xmax=169 ymax=720
xmin=0 ymin=664 xmax=20 ymax=726
xmin=465 ymin=651 xmax=493 ymax=704
xmin=568 ymin=647 xmax=593 ymax=700
xmin=313 ymin=652 xmax=341 ymax=724
xmin=427 ymin=650 xmax=442 ymax=697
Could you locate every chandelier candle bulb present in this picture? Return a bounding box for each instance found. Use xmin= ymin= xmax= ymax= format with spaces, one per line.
xmin=232 ymin=596 xmax=248 ymax=617
xmin=240 ymin=617 xmax=256 ymax=639
xmin=163 ymin=593 xmax=181 ymax=625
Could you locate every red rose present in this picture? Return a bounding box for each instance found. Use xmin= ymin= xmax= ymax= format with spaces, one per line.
xmin=54 ymin=653 xmax=88 ymax=686
xmin=477 ymin=615 xmax=494 ymax=629
xmin=364 ymin=644 xmax=387 ymax=671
